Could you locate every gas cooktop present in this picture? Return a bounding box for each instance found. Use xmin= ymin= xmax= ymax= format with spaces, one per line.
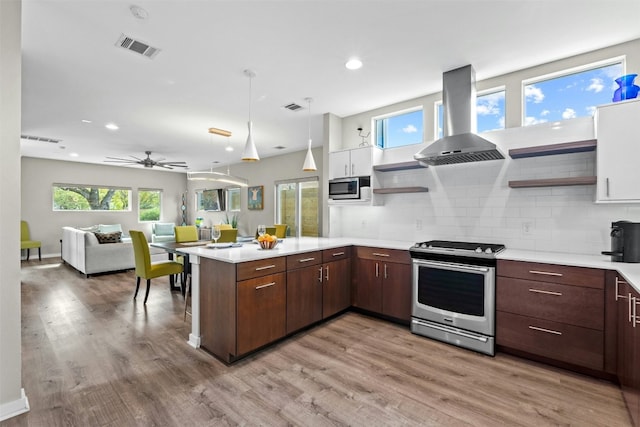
xmin=410 ymin=240 xmax=506 ymax=258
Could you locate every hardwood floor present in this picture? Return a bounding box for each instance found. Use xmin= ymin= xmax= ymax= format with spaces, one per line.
xmin=4 ymin=258 xmax=631 ymax=426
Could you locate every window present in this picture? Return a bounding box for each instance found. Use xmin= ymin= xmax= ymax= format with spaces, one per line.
xmin=53 ymin=185 xmax=131 ymax=211
xmin=226 ymin=187 xmax=241 ymax=212
xmin=138 ymin=189 xmax=162 ymax=222
xmin=523 ymin=59 xmax=623 ymax=126
xmin=275 ymin=177 xmax=319 ymax=237
xmin=374 ymin=107 xmax=423 ymax=149
xmin=196 ymin=189 xmax=225 ymax=212
xmin=436 ymin=88 xmax=506 ymax=139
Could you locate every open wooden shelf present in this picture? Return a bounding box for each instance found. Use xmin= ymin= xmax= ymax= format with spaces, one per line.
xmin=509 ymin=139 xmax=596 ymax=159
xmin=373 ymin=186 xmax=429 ymax=194
xmin=508 ymin=176 xmax=597 ymax=188
xmin=373 ymin=160 xmax=427 ymax=172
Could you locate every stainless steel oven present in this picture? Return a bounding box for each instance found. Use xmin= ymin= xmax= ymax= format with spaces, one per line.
xmin=410 ymin=240 xmax=505 ymax=356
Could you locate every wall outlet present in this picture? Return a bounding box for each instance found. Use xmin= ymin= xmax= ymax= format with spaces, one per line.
xmin=522 ymin=221 xmax=533 ymax=235
xmin=416 ymin=219 xmax=423 ymax=230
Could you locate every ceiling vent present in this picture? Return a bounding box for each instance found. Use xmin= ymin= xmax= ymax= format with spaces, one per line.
xmin=21 ymin=134 xmax=61 ymax=143
xmin=115 ymin=34 xmax=160 ymax=59
xmin=283 ymin=103 xmax=304 ymax=112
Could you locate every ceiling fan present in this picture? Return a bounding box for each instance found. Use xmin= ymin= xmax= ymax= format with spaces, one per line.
xmin=104 ymin=151 xmax=188 ymax=170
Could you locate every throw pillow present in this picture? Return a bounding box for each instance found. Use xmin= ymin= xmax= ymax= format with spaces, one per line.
xmin=94 ymin=231 xmax=122 ymax=244
xmin=99 ymin=224 xmax=123 ymax=234
xmin=154 ymin=223 xmax=175 ymax=236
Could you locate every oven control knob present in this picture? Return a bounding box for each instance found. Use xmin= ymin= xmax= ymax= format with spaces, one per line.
xmin=485 ymin=247 xmax=493 ymax=254
xmin=475 ymin=247 xmax=482 ymax=253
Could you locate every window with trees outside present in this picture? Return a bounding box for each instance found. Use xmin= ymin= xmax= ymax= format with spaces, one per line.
xmin=436 ymin=88 xmax=506 ymax=139
xmin=138 ymin=189 xmax=162 ymax=222
xmin=53 ymin=185 xmax=131 ymax=211
xmin=374 ymin=107 xmax=424 ymax=149
xmin=523 ymin=59 xmax=623 ymax=126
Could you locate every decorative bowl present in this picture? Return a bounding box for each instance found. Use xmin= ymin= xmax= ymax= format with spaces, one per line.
xmin=258 ymin=238 xmax=279 ymax=250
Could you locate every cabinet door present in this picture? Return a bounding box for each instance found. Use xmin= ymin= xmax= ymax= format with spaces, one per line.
xmin=286 ymin=264 xmax=323 ymax=334
xmin=237 ymin=272 xmax=286 ymax=355
xmin=329 ymin=150 xmax=350 ymax=179
xmin=353 ymin=258 xmax=382 ymax=313
xmin=349 ymin=146 xmax=372 ymax=177
xmin=323 ymin=258 xmax=351 ymax=318
xmin=596 ymin=100 xmax=640 ymax=202
xmin=381 ymin=262 xmax=412 ymax=322
xmin=617 ymin=281 xmax=639 ymax=426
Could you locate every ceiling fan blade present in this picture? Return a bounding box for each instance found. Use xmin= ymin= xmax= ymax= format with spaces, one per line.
xmin=130 ymin=155 xmax=144 ymax=161
xmin=105 ymin=156 xmax=135 ymax=161
xmin=104 ymin=159 xmax=138 ymax=164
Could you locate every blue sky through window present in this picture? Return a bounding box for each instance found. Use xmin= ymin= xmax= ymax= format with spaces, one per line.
xmin=437 ymin=90 xmax=506 ymax=138
xmin=375 ymin=109 xmax=423 ymax=148
xmin=524 ymin=62 xmax=623 ymax=125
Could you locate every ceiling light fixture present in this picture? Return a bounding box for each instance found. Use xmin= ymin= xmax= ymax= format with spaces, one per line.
xmin=345 ymin=58 xmax=363 ymax=70
xmin=105 ymin=123 xmax=119 ymax=130
xmin=187 ymin=170 xmax=248 ymax=187
xmin=302 ymin=97 xmax=317 ymax=172
xmin=241 ymin=69 xmax=260 ymax=162
xmin=208 ymin=127 xmax=232 ymax=137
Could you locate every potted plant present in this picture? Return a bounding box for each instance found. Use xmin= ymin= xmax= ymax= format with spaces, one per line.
xmin=224 ymin=213 xmax=238 ymax=229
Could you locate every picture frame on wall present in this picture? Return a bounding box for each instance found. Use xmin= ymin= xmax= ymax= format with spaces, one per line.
xmin=248 ymin=185 xmax=264 ymax=210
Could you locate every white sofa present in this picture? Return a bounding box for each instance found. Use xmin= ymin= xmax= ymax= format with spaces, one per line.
xmin=62 ymin=226 xmax=135 ymax=276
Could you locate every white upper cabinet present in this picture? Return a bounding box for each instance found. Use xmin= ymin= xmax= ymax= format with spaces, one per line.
xmin=596 ymin=99 xmax=640 ymax=203
xmin=329 ymin=146 xmax=380 ymax=179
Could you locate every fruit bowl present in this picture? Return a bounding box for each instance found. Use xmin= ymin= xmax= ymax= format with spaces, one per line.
xmin=258 ymin=235 xmax=279 ymax=250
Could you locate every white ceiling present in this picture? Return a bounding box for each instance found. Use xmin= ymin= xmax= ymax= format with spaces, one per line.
xmin=20 ymin=0 xmax=640 ymax=172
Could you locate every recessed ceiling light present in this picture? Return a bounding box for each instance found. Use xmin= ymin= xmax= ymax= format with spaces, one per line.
xmin=69 ymin=152 xmax=79 ymax=157
xmin=345 ymin=58 xmax=363 ymax=70
xmin=105 ymin=123 xmax=119 ymax=130
xmin=81 ymin=119 xmax=92 ymax=123
xmin=129 ymin=5 xmax=148 ymax=20
xmin=225 ymin=146 xmax=234 ymax=152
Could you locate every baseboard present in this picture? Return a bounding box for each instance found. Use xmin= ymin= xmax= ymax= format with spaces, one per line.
xmin=0 ymin=388 xmax=30 ymax=422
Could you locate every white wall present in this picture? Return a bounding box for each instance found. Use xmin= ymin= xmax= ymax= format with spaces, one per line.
xmin=0 ymin=0 xmax=29 ymax=421
xmin=21 ymin=157 xmax=187 ymax=256
xmin=330 ymin=38 xmax=640 ymax=255
xmin=186 ymin=147 xmax=323 ymax=237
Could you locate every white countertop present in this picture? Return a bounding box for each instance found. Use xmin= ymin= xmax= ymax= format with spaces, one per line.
xmin=179 ymin=238 xmax=640 ymax=293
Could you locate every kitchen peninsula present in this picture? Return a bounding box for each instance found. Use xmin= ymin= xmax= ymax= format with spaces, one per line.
xmin=178 ymin=237 xmax=413 ymax=363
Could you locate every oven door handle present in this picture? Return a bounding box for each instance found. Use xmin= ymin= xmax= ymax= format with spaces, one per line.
xmin=413 ymin=259 xmax=491 ymax=273
xmin=412 ymin=319 xmax=489 ymax=343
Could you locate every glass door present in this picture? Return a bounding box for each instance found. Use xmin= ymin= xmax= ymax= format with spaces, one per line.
xmin=275 ymin=177 xmax=319 ymax=237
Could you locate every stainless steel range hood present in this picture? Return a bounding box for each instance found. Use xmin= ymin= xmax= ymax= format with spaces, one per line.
xmin=414 ymin=65 xmax=504 ymax=166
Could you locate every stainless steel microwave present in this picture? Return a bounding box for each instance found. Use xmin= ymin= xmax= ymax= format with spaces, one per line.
xmin=328 ymin=176 xmax=370 ymax=200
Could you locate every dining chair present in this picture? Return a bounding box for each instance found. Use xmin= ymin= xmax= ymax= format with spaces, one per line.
xmin=20 ymin=220 xmax=41 ymax=261
xmin=174 ymin=225 xmax=198 ymax=243
xmin=217 ymin=228 xmax=238 ymax=243
xmin=274 ymin=224 xmax=288 ymax=238
xmin=255 ymin=226 xmax=276 ymax=238
xmin=217 ymin=224 xmax=233 ymax=230
xmin=130 ymin=230 xmax=183 ymax=304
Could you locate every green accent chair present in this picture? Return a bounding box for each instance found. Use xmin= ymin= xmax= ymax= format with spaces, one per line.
xmin=130 ymin=230 xmax=183 ymax=304
xmin=274 ymin=224 xmax=288 ymax=238
xmin=21 ymin=220 xmax=41 ymax=261
xmin=174 ymin=225 xmax=198 ymax=243
xmin=255 ymin=226 xmax=276 ymax=238
xmin=217 ymin=228 xmax=238 ymax=243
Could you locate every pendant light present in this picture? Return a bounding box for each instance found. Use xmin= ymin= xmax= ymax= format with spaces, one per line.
xmin=241 ymin=69 xmax=260 ymax=162
xmin=302 ymin=97 xmax=317 ymax=172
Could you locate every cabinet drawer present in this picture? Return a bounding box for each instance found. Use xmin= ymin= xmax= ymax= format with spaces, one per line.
xmin=497 ymin=260 xmax=604 ymax=289
xmin=237 ymin=257 xmax=286 ymax=281
xmin=322 ymin=246 xmax=351 ymax=262
xmin=287 ymin=251 xmax=322 ymax=270
xmin=497 ymin=277 xmax=604 ymax=330
xmin=356 ymin=246 xmax=410 ymax=264
xmin=497 ymin=311 xmax=603 ymax=371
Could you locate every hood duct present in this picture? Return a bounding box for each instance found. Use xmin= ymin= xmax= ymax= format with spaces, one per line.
xmin=414 ymin=65 xmax=504 ymax=166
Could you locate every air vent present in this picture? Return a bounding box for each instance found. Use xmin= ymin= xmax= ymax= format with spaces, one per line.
xmin=21 ymin=135 xmax=61 ymax=143
xmin=115 ymin=34 xmax=161 ymax=59
xmin=283 ymin=103 xmax=304 ymax=112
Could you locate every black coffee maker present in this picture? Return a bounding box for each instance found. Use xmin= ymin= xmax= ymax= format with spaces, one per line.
xmin=602 ymin=221 xmax=640 ymax=263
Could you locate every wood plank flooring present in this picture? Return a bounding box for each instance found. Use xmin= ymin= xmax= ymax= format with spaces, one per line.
xmin=3 ymin=258 xmax=632 ymax=426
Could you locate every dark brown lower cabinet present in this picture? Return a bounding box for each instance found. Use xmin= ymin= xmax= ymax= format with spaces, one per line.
xmin=286 ymin=262 xmax=322 ymax=334
xmin=616 ymin=276 xmax=640 ymax=427
xmin=322 ymin=255 xmax=351 ymax=318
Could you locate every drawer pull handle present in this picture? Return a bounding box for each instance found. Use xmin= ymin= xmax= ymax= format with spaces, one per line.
xmin=255 ymin=282 xmax=276 ymax=290
xmin=255 ymin=264 xmax=276 ymax=271
xmin=528 ymin=288 xmax=562 ymax=296
xmin=332 ymin=251 xmax=345 ymax=257
xmin=528 ymin=270 xmax=563 ymax=277
xmin=298 ymin=257 xmax=316 ymax=263
xmin=325 ymin=265 xmax=329 ymax=281
xmin=372 ymin=252 xmax=390 ymax=257
xmin=634 ymin=297 xmax=639 ymax=328
xmin=528 ymin=325 xmax=562 ymax=335
xmin=615 ymin=277 xmax=629 ymax=301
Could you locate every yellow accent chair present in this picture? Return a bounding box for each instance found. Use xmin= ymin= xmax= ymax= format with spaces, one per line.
xmin=130 ymin=230 xmax=183 ymax=304
xmin=255 ymin=226 xmax=276 ymax=238
xmin=217 ymin=224 xmax=233 ymax=230
xmin=174 ymin=225 xmax=199 ymax=243
xmin=217 ymin=228 xmax=238 ymax=243
xmin=21 ymin=220 xmax=41 ymax=261
xmin=274 ymin=224 xmax=288 ymax=238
